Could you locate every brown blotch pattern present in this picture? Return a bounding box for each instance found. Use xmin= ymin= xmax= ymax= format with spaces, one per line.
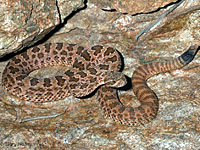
xmin=88 ymin=68 xmax=97 ymax=75
xmin=54 ymin=56 xmax=59 ymax=60
xmin=53 ymin=50 xmax=58 ymax=55
xmin=13 ymin=58 xmax=21 ymax=64
xmin=44 ymin=43 xmax=52 ymax=53
xmin=16 ymin=75 xmax=27 ymax=81
xmin=70 ymin=77 xmax=79 ymax=82
xmin=97 ymin=45 xmax=199 ymax=126
xmin=77 ymin=72 xmax=87 ymax=78
xmin=73 ymin=60 xmax=85 ymax=70
xmin=43 ymin=78 xmax=52 ymax=87
xmin=99 ymin=64 xmax=109 ymax=70
xmin=32 ymin=54 xmax=36 ymax=59
xmin=91 ymin=45 xmax=103 ymax=51
xmin=81 ymin=50 xmax=91 ymax=61
xmin=89 ymin=76 xmax=96 ymax=83
xmin=91 ymin=45 xmax=103 ymax=55
xmin=30 ymin=78 xmax=39 ymax=86
xmin=34 ymin=60 xmax=38 ymax=65
xmin=32 ymin=47 xmax=40 ymax=53
xmin=56 ymin=43 xmax=63 ymax=50
xmin=104 ymin=47 xmax=115 ymax=56
xmin=67 ymin=44 xmax=75 ymax=51
xmin=69 ymin=84 xmax=77 ymax=89
xmin=67 ymin=56 xmax=72 ymax=61
xmin=8 ymin=66 xmax=20 ymax=74
xmin=77 ymin=46 xmax=84 ymax=54
xmin=61 ymin=50 xmax=67 ymax=55
xmin=64 ymin=70 xmax=74 ymax=77
xmin=38 ymin=53 xmax=44 ymax=58
xmin=22 ymin=62 xmax=27 ymax=66
xmin=55 ymin=76 xmax=66 ymax=86
xmin=81 ymin=83 xmax=88 ymax=89
xmin=106 ymin=56 xmax=117 ymax=63
xmin=21 ymin=52 xmax=29 ymax=60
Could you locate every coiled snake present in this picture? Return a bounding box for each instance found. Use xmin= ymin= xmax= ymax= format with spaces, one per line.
xmin=2 ymin=43 xmax=199 ymax=126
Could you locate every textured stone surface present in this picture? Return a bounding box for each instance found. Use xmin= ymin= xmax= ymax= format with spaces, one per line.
xmin=91 ymin=0 xmax=177 ymax=14
xmin=0 ymin=0 xmax=84 ymax=57
xmin=0 ymin=0 xmax=200 ymax=149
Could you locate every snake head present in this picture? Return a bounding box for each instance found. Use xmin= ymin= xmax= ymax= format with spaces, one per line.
xmin=104 ymin=71 xmax=127 ymax=88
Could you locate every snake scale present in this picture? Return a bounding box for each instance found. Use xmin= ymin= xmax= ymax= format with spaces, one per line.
xmin=2 ymin=43 xmax=199 ymax=126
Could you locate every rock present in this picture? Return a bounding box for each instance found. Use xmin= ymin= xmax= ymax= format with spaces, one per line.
xmin=0 ymin=0 xmax=200 ymax=149
xmin=0 ymin=0 xmax=85 ymax=57
xmin=91 ymin=0 xmax=177 ymax=14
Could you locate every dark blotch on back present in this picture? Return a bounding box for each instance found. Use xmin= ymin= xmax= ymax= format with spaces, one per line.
xmin=8 ymin=66 xmax=20 ymax=74
xmin=69 ymin=83 xmax=77 ymax=89
xmin=46 ymin=57 xmax=51 ymax=61
xmin=12 ymin=57 xmax=21 ymax=64
xmin=44 ymin=43 xmax=52 ymax=53
xmin=73 ymin=60 xmax=85 ymax=70
xmin=60 ymin=50 xmax=67 ymax=55
xmin=67 ymin=56 xmax=72 ymax=61
xmin=54 ymin=56 xmax=59 ymax=60
xmin=14 ymin=87 xmax=22 ymax=93
xmin=43 ymin=78 xmax=52 ymax=87
xmin=55 ymin=76 xmax=66 ymax=86
xmin=117 ymin=114 xmax=123 ymax=120
xmin=88 ymin=68 xmax=97 ymax=75
xmin=34 ymin=60 xmax=38 ymax=65
xmin=77 ymin=72 xmax=87 ymax=78
xmin=67 ymin=44 xmax=75 ymax=51
xmin=64 ymin=70 xmax=74 ymax=77
xmin=32 ymin=47 xmax=40 ymax=53
xmin=80 ymin=83 xmax=88 ymax=89
xmin=104 ymin=47 xmax=115 ymax=56
xmin=77 ymin=46 xmax=84 ymax=55
xmin=22 ymin=62 xmax=27 ymax=66
xmin=38 ymin=53 xmax=44 ymax=58
xmin=32 ymin=54 xmax=36 ymax=59
xmin=56 ymin=43 xmax=63 ymax=50
xmin=89 ymin=76 xmax=96 ymax=83
xmin=106 ymin=55 xmax=117 ymax=63
xmin=81 ymin=50 xmax=91 ymax=61
xmin=70 ymin=77 xmax=79 ymax=82
xmin=16 ymin=74 xmax=27 ymax=81
xmin=30 ymin=78 xmax=39 ymax=86
xmin=91 ymin=45 xmax=103 ymax=51
xmin=91 ymin=45 xmax=103 ymax=56
xmin=21 ymin=52 xmax=29 ymax=60
xmin=53 ymin=50 xmax=58 ymax=55
xmin=44 ymin=91 xmax=53 ymax=96
xmin=99 ymin=64 xmax=109 ymax=70
xmin=7 ymin=75 xmax=15 ymax=84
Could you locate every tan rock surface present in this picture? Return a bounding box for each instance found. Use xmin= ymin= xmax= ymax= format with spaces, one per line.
xmin=91 ymin=0 xmax=177 ymax=14
xmin=0 ymin=0 xmax=200 ymax=149
xmin=0 ymin=0 xmax=84 ymax=57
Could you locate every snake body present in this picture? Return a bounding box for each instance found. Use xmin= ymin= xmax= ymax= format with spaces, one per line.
xmin=97 ymin=45 xmax=199 ymax=126
xmin=2 ymin=43 xmax=126 ymax=103
xmin=2 ymin=43 xmax=199 ymax=126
